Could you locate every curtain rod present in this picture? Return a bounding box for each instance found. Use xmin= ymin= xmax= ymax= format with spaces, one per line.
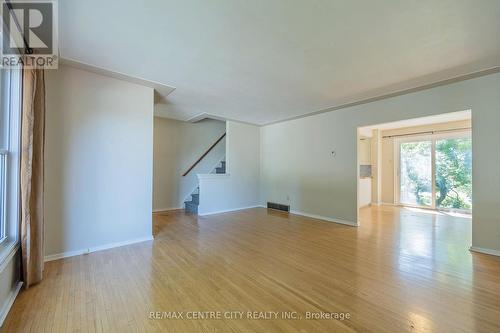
xmin=382 ymin=127 xmax=471 ymax=139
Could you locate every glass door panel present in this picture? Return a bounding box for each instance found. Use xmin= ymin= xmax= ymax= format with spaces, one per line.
xmin=435 ymin=137 xmax=472 ymax=210
xmin=399 ymin=141 xmax=432 ymax=207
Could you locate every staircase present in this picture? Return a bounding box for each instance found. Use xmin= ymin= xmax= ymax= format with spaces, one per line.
xmin=184 ymin=160 xmax=226 ymax=214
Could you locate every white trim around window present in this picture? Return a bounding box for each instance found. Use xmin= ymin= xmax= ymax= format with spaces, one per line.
xmin=0 ymin=67 xmax=22 ymax=268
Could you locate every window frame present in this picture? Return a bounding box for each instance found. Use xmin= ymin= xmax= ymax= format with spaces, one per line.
xmin=394 ymin=134 xmax=434 ymax=209
xmin=1 ymin=148 xmax=7 ymax=243
xmin=0 ymin=67 xmax=22 ymax=265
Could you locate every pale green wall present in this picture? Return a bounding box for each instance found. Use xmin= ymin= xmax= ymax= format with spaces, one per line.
xmin=261 ymin=72 xmax=500 ymax=252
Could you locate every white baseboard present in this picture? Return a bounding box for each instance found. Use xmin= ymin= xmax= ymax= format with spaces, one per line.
xmin=200 ymin=205 xmax=358 ymax=227
xmin=470 ymin=246 xmax=500 ymax=257
xmin=44 ymin=236 xmax=154 ymax=262
xmin=153 ymin=207 xmax=182 ymax=213
xmin=258 ymin=205 xmax=358 ymax=227
xmin=0 ymin=281 xmax=22 ymax=327
xmin=198 ymin=205 xmax=261 ymax=216
xmin=289 ymin=210 xmax=358 ymax=227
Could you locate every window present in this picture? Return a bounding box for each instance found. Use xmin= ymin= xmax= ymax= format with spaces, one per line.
xmin=0 ymin=147 xmax=6 ymax=241
xmin=395 ymin=131 xmax=472 ymax=212
xmin=1 ymin=69 xmax=9 ymax=243
xmin=399 ymin=140 xmax=432 ymax=207
xmin=0 ymin=67 xmax=22 ymax=260
xmin=435 ymin=137 xmax=472 ymax=210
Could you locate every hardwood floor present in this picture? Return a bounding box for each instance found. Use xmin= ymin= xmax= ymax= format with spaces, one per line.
xmin=2 ymin=206 xmax=500 ymax=332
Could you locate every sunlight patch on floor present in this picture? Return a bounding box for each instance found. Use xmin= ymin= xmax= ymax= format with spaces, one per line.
xmin=403 ymin=206 xmax=471 ymax=219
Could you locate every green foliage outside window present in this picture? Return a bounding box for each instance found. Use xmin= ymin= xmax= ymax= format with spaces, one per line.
xmin=400 ymin=138 xmax=472 ymax=210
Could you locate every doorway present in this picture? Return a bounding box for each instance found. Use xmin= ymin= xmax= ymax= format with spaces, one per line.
xmin=357 ymin=110 xmax=472 ymax=216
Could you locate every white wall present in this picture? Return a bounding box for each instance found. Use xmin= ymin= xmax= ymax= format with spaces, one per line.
xmin=370 ymin=129 xmax=382 ymax=204
xmin=260 ymin=72 xmax=500 ymax=252
xmin=358 ymin=136 xmax=372 ymax=208
xmin=197 ymin=121 xmax=260 ymax=215
xmin=44 ymin=65 xmax=154 ymax=259
xmin=381 ymin=137 xmax=395 ymax=204
xmin=358 ymin=179 xmax=372 ymax=208
xmin=358 ymin=138 xmax=371 ymax=165
xmin=153 ymin=117 xmax=226 ymax=211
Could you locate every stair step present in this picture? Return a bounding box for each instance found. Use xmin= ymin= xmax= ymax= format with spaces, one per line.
xmin=191 ymin=193 xmax=199 ymax=204
xmin=216 ymin=166 xmax=226 ymax=174
xmin=184 ymin=200 xmax=199 ymax=207
xmin=184 ymin=201 xmax=198 ymax=214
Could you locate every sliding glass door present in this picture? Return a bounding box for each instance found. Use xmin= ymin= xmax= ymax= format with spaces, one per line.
xmin=435 ymin=137 xmax=472 ymax=210
xmin=399 ymin=139 xmax=433 ymax=207
xmin=396 ymin=132 xmax=472 ymax=211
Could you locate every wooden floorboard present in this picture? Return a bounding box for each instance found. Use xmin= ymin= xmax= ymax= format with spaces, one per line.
xmin=2 ymin=206 xmax=500 ymax=332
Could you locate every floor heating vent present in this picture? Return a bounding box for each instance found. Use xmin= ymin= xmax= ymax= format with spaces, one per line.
xmin=267 ymin=202 xmax=290 ymax=212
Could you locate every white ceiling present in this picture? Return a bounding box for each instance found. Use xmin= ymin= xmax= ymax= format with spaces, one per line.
xmin=59 ymin=1 xmax=500 ymax=125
